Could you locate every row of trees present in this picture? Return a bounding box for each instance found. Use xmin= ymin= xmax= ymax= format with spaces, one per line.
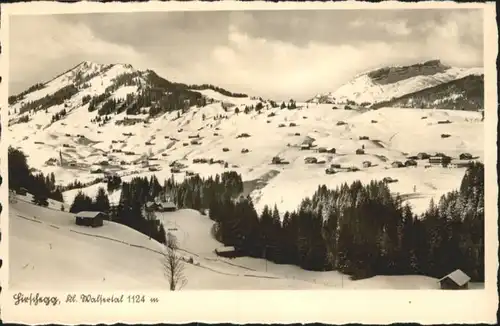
xmin=17 ymin=85 xmax=79 ymax=115
xmin=51 ymin=108 xmax=67 ymax=123
xmin=208 ymin=163 xmax=484 ymax=281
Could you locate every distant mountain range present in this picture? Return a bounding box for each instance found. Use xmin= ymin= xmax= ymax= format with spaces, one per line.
xmin=307 ymin=59 xmax=483 ymax=111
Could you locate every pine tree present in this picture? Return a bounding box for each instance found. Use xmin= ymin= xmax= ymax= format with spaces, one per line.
xmin=94 ymin=187 xmax=111 ymax=213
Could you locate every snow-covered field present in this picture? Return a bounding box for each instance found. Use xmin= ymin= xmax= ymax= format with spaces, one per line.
xmin=9 ymin=194 xmax=485 ymax=290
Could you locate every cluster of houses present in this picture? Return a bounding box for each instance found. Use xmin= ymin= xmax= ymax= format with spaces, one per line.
xmin=145 ymin=200 xmax=178 ymax=212
xmin=406 ymin=152 xmax=476 ymax=168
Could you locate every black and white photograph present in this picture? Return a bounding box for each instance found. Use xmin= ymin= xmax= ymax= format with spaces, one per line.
xmin=0 ymin=1 xmax=497 ymax=324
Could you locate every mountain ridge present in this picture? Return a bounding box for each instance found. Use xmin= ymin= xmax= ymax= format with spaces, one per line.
xmin=307 ymin=60 xmax=483 ymax=106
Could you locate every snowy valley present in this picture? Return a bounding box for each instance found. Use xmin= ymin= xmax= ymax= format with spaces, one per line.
xmin=7 ymin=59 xmax=485 ymax=290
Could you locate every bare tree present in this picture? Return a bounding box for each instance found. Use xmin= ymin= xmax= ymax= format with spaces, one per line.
xmin=145 ymin=208 xmax=156 ymax=240
xmin=163 ymin=232 xmax=187 ymax=291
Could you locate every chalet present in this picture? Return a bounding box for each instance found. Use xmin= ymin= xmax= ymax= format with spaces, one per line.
xmin=301 ymin=143 xmax=312 ymax=150
xmin=326 ymin=147 xmax=336 ymax=154
xmin=63 ymin=144 xmax=70 ymax=148
xmin=241 ymin=148 xmax=250 ymax=154
xmin=441 ymin=134 xmax=451 ymax=138
xmin=417 ymin=152 xmax=430 ymax=160
xmin=392 ymin=161 xmax=404 ymax=168
xmin=90 ymin=166 xmax=103 ymax=174
xmin=362 ymin=161 xmax=372 ymax=168
xmin=404 ymin=159 xmax=418 ymax=167
xmin=317 ymin=147 xmax=327 ymax=153
xmin=271 ymin=156 xmax=283 ymax=164
xmin=359 ymin=136 xmax=370 ymax=140
xmin=336 ymin=121 xmax=347 ymax=126
xmin=438 ymin=269 xmax=471 ymax=290
xmin=448 ymin=159 xmax=472 ymax=168
xmin=171 ymin=168 xmax=181 ymax=173
xmin=459 ymin=153 xmax=473 ymax=160
xmin=371 ymin=120 xmax=378 ymax=123
xmin=158 ymin=202 xmax=177 ymax=212
xmin=190 ymin=139 xmax=201 ymax=145
xmin=149 ymin=166 xmax=160 ymax=172
xmin=183 ymin=143 xmax=189 ymax=146
xmin=278 ymin=123 xmax=286 ymax=128
xmin=325 ymin=167 xmax=336 ymax=175
xmin=289 ymin=122 xmax=297 ymax=127
xmin=437 ymin=120 xmax=452 ymax=124
xmin=161 ymin=153 xmax=168 ymax=157
xmin=145 ymin=141 xmax=154 ymax=145
xmin=145 ymin=201 xmax=157 ymax=211
xmin=383 ymin=177 xmax=398 ymax=183
xmin=16 ymin=187 xmax=28 ymax=196
xmin=346 ymin=166 xmax=360 ymax=172
xmin=304 ymin=157 xmax=318 ymax=164
xmin=222 ymin=148 xmax=230 ymax=152
xmin=355 ymin=149 xmax=365 ymax=155
xmin=429 ymin=155 xmax=451 ymax=166
xmin=188 ymin=134 xmax=200 ymax=139
xmin=236 ymin=133 xmax=251 ymax=138
xmin=294 ymin=132 xmax=301 ymax=136
xmin=75 ymin=211 xmax=105 ymax=228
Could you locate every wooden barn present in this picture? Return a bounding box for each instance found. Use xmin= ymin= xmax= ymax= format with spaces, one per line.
xmin=16 ymin=187 xmax=27 ymax=196
xmin=429 ymin=155 xmax=452 ymax=167
xmin=392 ymin=161 xmax=404 ymax=168
xmin=75 ymin=211 xmax=105 ymax=228
xmin=158 ymin=202 xmax=177 ymax=212
xmin=145 ymin=201 xmax=158 ymax=211
xmin=405 ymin=159 xmax=418 ymax=167
xmin=459 ymin=153 xmax=473 ymax=160
xmin=417 ymin=152 xmax=430 ymax=160
xmin=438 ymin=269 xmax=471 ymax=290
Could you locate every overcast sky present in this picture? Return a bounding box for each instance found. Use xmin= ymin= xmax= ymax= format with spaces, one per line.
xmin=9 ymin=9 xmax=483 ymax=101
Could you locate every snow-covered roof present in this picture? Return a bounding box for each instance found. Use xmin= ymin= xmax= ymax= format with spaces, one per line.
xmin=438 ymin=269 xmax=471 ymax=286
xmin=159 ymin=202 xmax=176 ymax=208
xmin=75 ymin=211 xmax=103 ymax=219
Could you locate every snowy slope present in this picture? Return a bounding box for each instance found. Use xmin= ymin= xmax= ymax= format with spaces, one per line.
xmin=10 ymin=195 xmax=484 ymax=290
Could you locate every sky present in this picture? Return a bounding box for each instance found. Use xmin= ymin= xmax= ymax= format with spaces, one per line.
xmin=9 ymin=9 xmax=484 ymax=101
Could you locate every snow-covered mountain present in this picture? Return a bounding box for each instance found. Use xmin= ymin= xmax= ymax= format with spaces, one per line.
xmin=308 ymin=60 xmax=484 ymax=106
xmin=8 ymin=59 xmax=484 ymax=216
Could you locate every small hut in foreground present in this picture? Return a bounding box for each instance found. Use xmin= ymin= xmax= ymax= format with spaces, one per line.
xmin=438 ymin=269 xmax=471 ymax=290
